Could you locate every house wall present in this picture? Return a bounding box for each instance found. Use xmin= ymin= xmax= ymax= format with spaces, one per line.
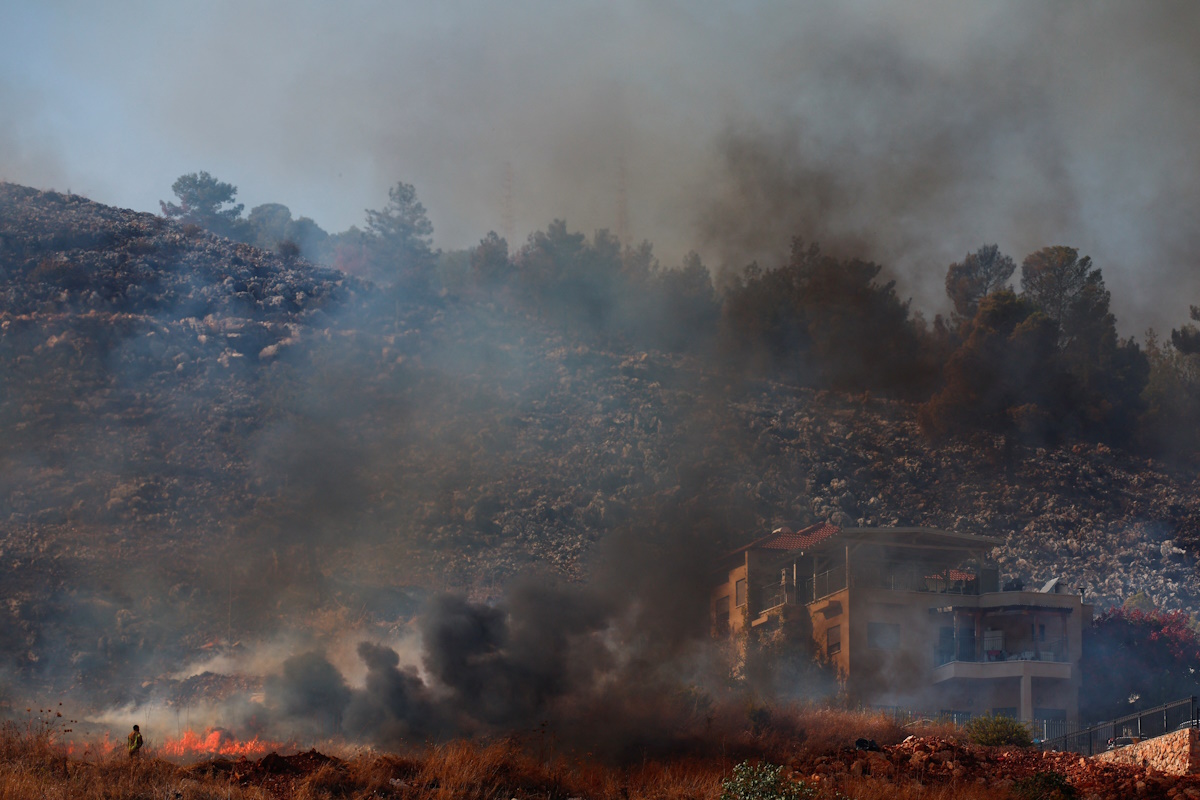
xmin=711 ymin=557 xmax=748 ymax=636
xmin=711 ymin=537 xmax=1088 ymax=723
xmin=809 ymin=589 xmax=849 ymax=677
xmin=843 ymin=589 xmax=940 ymax=703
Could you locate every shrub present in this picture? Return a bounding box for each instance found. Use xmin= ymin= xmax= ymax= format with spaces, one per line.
xmin=963 ymin=714 xmax=1033 ymax=747
xmin=1012 ymin=770 xmax=1076 ymax=799
xmin=719 ymin=761 xmax=817 ymax=800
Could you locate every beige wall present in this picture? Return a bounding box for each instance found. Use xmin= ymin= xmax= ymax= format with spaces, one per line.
xmin=711 ymin=543 xmax=1087 ymax=722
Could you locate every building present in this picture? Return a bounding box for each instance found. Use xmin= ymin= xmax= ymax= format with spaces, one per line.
xmin=711 ymin=524 xmax=1092 ymax=723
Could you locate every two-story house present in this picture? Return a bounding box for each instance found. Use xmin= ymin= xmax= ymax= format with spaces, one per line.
xmin=712 ymin=524 xmax=1091 ymax=723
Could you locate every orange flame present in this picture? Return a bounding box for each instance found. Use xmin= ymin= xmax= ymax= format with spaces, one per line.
xmin=64 ymin=732 xmax=119 ymax=759
xmin=157 ymin=728 xmax=281 ymax=760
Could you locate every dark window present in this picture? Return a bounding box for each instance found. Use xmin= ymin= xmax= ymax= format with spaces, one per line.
xmin=827 ymin=625 xmax=842 ymax=655
xmin=868 ymin=622 xmax=901 ymax=650
xmin=715 ymin=596 xmax=731 ymax=633
xmin=735 ymin=578 xmax=747 ymax=607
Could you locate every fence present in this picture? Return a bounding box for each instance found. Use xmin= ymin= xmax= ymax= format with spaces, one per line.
xmin=872 ymin=703 xmax=1195 ymax=752
xmin=1041 ymin=697 xmax=1198 ymax=755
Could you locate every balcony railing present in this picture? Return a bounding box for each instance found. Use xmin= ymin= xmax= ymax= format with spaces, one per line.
xmin=853 ymin=561 xmax=977 ymax=594
xmin=803 ymin=568 xmax=847 ymax=603
xmin=757 ymin=580 xmax=793 ymax=611
xmin=934 ymin=637 xmax=1069 ymax=666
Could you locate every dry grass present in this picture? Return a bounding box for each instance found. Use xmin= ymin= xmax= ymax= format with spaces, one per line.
xmin=0 ymin=706 xmax=998 ymax=800
xmin=836 ymin=776 xmax=1001 ymax=800
xmin=0 ymin=721 xmax=270 ymax=800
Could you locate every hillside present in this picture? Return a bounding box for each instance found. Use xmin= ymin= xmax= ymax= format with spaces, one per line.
xmin=1 ymin=183 xmax=1199 ymax=708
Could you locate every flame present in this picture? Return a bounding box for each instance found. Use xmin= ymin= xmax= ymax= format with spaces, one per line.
xmin=157 ymin=728 xmax=281 ymax=760
xmin=64 ymin=732 xmax=119 ymax=759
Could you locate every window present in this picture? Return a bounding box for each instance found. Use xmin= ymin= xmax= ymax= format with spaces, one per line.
xmin=992 ymin=707 xmax=1018 ymax=719
xmin=735 ymin=578 xmax=747 ymax=607
xmin=715 ymin=596 xmax=731 ymax=634
xmin=868 ymin=622 xmax=901 ymax=650
xmin=826 ymin=625 xmax=842 ymax=655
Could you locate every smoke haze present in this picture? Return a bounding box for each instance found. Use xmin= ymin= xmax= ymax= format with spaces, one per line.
xmin=3 ymin=2 xmax=1200 ymax=331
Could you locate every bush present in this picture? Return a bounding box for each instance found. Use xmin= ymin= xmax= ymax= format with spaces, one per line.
xmin=1012 ymin=770 xmax=1076 ymax=799
xmin=719 ymin=761 xmax=816 ymax=800
xmin=963 ymin=714 xmax=1033 ymax=747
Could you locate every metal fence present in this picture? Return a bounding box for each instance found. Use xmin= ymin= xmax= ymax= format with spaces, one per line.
xmin=803 ymin=567 xmax=847 ymax=603
xmin=1041 ymin=696 xmax=1198 ymax=755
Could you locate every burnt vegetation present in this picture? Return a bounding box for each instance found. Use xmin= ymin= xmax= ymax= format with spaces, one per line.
xmin=4 ymin=176 xmax=1200 ymax=736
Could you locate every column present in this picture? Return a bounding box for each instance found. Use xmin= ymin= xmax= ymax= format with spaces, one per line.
xmin=1020 ymin=673 xmax=1033 ymax=722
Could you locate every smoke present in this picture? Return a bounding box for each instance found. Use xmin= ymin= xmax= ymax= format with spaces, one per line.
xmin=248 ymin=520 xmax=741 ymax=754
xmin=5 ymin=3 xmax=1200 ymax=331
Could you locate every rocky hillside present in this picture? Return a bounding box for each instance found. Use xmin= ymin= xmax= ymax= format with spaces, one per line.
xmin=2 ymin=183 xmax=1199 ymax=699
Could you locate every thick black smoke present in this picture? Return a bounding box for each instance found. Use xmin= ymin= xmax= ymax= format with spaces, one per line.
xmin=258 ymin=517 xmax=751 ymax=754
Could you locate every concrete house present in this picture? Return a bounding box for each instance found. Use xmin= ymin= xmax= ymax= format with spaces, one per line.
xmin=712 ymin=524 xmax=1092 ymax=723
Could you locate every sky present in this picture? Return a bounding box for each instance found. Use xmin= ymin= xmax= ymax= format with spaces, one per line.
xmin=2 ymin=1 xmax=1199 ymax=334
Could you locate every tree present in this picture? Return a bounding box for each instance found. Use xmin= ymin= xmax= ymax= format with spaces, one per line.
xmin=1018 ymin=246 xmax=1148 ymax=444
xmin=469 ymin=231 xmax=510 ymax=288
xmin=1170 ymin=306 xmax=1200 ymax=355
xmin=720 ymin=239 xmax=929 ymax=393
xmin=945 ymin=244 xmax=1015 ymax=320
xmin=160 ymin=171 xmax=246 ymax=238
xmin=1019 ymin=246 xmax=1096 ymax=329
xmin=362 ymin=182 xmax=438 ymax=292
xmin=1082 ymin=607 xmax=1200 ymax=721
xmin=1138 ymin=330 xmax=1200 ymax=458
xmin=918 ymin=290 xmax=1064 ymax=449
xmin=650 ymin=251 xmax=718 ymax=352
xmin=246 ymin=203 xmax=329 ymax=262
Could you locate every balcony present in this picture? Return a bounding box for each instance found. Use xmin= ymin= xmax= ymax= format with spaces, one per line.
xmin=932 ymin=657 xmax=1072 ymax=684
xmin=853 ymin=560 xmax=978 ymax=595
xmin=801 ymin=568 xmax=847 ymax=603
xmin=932 ymin=637 xmax=1070 ymax=684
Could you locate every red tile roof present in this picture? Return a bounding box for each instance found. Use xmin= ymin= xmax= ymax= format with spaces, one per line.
xmin=729 ymin=522 xmax=841 ymax=556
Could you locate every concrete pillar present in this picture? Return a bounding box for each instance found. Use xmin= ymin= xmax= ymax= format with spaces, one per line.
xmin=1020 ymin=673 xmax=1033 ymax=722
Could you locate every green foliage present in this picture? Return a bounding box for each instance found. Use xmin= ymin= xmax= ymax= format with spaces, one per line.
xmin=160 ymin=171 xmax=245 ymax=238
xmin=720 ymin=239 xmax=931 ymax=394
xmin=469 ymin=231 xmax=511 ymax=288
xmin=1171 ymin=305 xmax=1200 ymax=355
xmin=1137 ymin=329 xmax=1200 ymax=457
xmin=1012 ymin=770 xmax=1076 ymax=800
xmin=246 ymin=203 xmax=329 ymax=261
xmin=363 ymin=181 xmax=438 ymax=292
xmin=963 ymin=713 xmax=1033 ymax=747
xmin=945 ymin=243 xmax=1016 ymax=320
xmin=919 ymin=290 xmax=1061 ymax=444
xmin=719 ymin=761 xmax=817 ymax=800
xmin=1019 ymin=246 xmax=1095 ymax=329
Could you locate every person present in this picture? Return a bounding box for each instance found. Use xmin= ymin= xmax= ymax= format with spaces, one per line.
xmin=127 ymin=724 xmax=143 ymax=758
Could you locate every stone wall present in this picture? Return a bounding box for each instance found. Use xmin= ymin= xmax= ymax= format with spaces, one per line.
xmin=1094 ymin=727 xmax=1200 ymax=775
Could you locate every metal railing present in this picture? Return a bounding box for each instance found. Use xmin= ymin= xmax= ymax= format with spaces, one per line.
xmin=852 ymin=561 xmax=977 ymax=594
xmin=757 ymin=580 xmax=793 ymax=611
xmin=1041 ymin=696 xmax=1198 ymax=755
xmin=934 ymin=637 xmax=1069 ymax=666
xmin=803 ymin=567 xmax=847 ymax=603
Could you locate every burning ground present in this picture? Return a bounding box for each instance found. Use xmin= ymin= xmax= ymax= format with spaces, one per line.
xmin=3 ymin=183 xmax=1200 ymax=750
xmin=5 ymin=708 xmax=1200 ymax=800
